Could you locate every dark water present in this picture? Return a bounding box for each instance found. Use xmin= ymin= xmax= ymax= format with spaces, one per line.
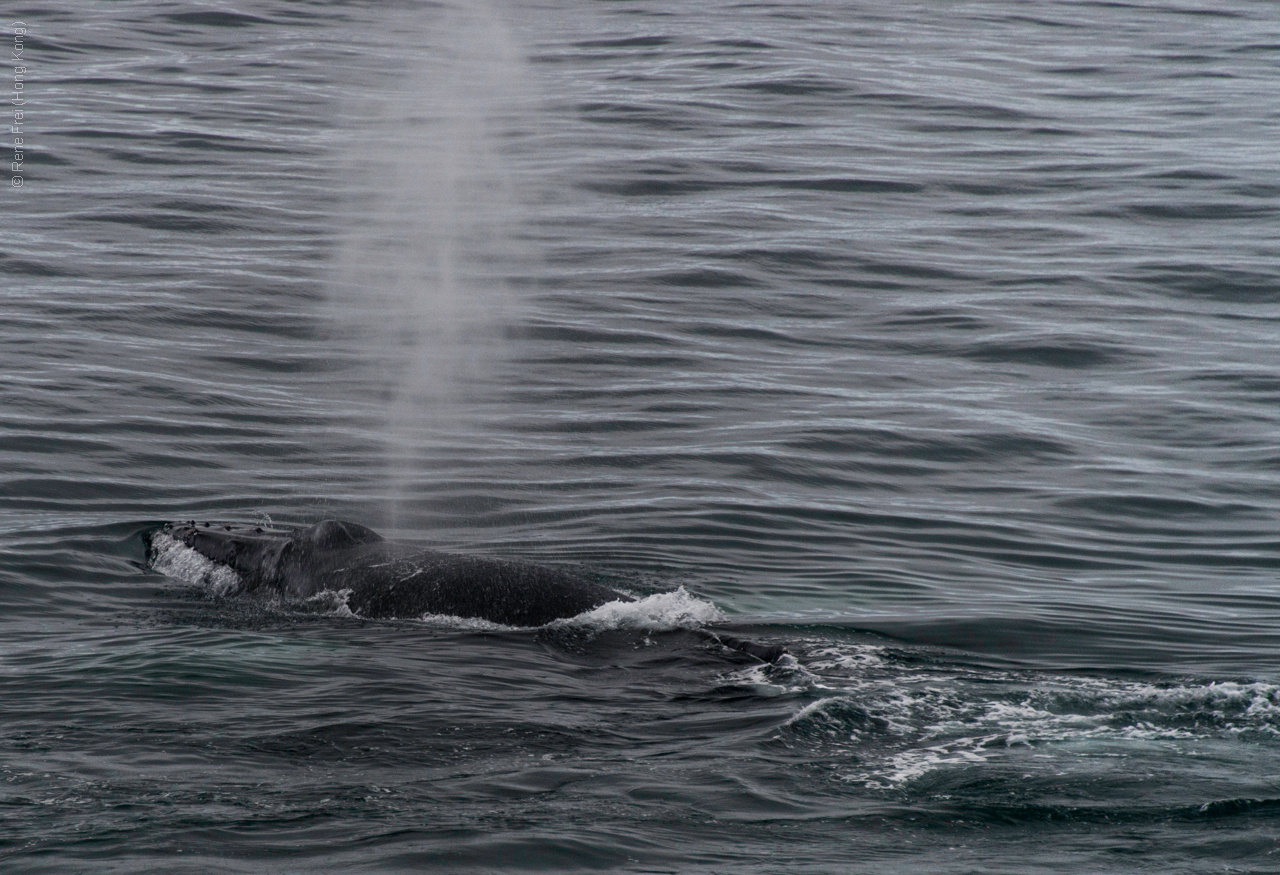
xmin=6 ymin=0 xmax=1280 ymax=870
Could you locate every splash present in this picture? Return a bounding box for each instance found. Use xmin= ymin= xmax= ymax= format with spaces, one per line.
xmin=304 ymin=589 xmax=357 ymax=619
xmin=556 ymin=587 xmax=727 ymax=633
xmin=329 ymin=1 xmax=539 ymax=523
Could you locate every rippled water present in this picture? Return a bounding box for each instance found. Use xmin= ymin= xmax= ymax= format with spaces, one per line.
xmin=5 ymin=1 xmax=1280 ymax=871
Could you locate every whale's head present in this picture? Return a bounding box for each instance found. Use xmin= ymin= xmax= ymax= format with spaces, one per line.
xmin=159 ymin=519 xmax=385 ymax=594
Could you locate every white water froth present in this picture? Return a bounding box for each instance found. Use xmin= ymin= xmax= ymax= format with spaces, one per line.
xmin=417 ymin=612 xmax=517 ymax=632
xmin=555 ymin=587 xmax=726 ymax=633
xmin=305 ymin=589 xmax=357 ymax=619
xmin=779 ymin=640 xmax=1280 ymax=789
xmin=149 ymin=532 xmax=243 ymax=597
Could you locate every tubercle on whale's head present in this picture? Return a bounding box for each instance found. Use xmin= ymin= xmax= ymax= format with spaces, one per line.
xmin=164 ymin=521 xmax=293 ymax=591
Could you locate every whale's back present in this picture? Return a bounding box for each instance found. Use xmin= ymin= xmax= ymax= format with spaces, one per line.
xmin=159 ymin=519 xmax=629 ymax=626
xmin=339 ymin=550 xmax=625 ymax=626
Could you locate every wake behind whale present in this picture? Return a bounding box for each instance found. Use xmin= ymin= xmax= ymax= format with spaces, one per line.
xmin=147 ymin=519 xmax=787 ymax=661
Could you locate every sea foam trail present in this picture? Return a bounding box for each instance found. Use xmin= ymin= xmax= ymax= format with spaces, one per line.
xmin=772 ymin=640 xmax=1280 ymax=789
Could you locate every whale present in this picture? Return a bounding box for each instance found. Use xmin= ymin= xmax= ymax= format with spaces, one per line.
xmin=150 ymin=519 xmax=786 ymax=662
xmin=155 ymin=519 xmax=627 ymax=626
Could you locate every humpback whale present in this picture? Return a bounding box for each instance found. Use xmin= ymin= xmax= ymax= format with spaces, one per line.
xmin=156 ymin=519 xmax=625 ymax=627
xmin=151 ymin=519 xmax=787 ymax=662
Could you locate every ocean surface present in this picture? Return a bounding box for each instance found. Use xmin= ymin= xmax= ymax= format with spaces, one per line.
xmin=5 ymin=0 xmax=1280 ymax=871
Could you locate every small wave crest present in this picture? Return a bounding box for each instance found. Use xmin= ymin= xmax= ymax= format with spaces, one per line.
xmin=784 ymin=696 xmax=889 ymax=740
xmin=148 ymin=531 xmax=243 ymax=597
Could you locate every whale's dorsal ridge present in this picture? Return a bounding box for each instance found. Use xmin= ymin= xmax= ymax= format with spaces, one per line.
xmin=297 ymin=519 xmax=385 ymax=551
xmin=160 ymin=517 xmax=629 ymax=626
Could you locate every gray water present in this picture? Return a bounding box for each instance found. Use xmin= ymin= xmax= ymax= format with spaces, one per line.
xmin=5 ymin=1 xmax=1280 ymax=871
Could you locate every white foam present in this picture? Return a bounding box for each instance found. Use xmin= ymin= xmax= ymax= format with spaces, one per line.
xmin=417 ymin=613 xmax=515 ymax=632
xmin=781 ymin=639 xmax=1280 ymax=788
xmin=804 ymin=643 xmax=892 ymax=672
xmin=305 ymin=589 xmax=356 ymax=619
xmin=148 ymin=531 xmax=243 ymax=597
xmin=865 ymin=735 xmax=1005 ymax=789
xmin=554 ymin=586 xmax=725 ymax=633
